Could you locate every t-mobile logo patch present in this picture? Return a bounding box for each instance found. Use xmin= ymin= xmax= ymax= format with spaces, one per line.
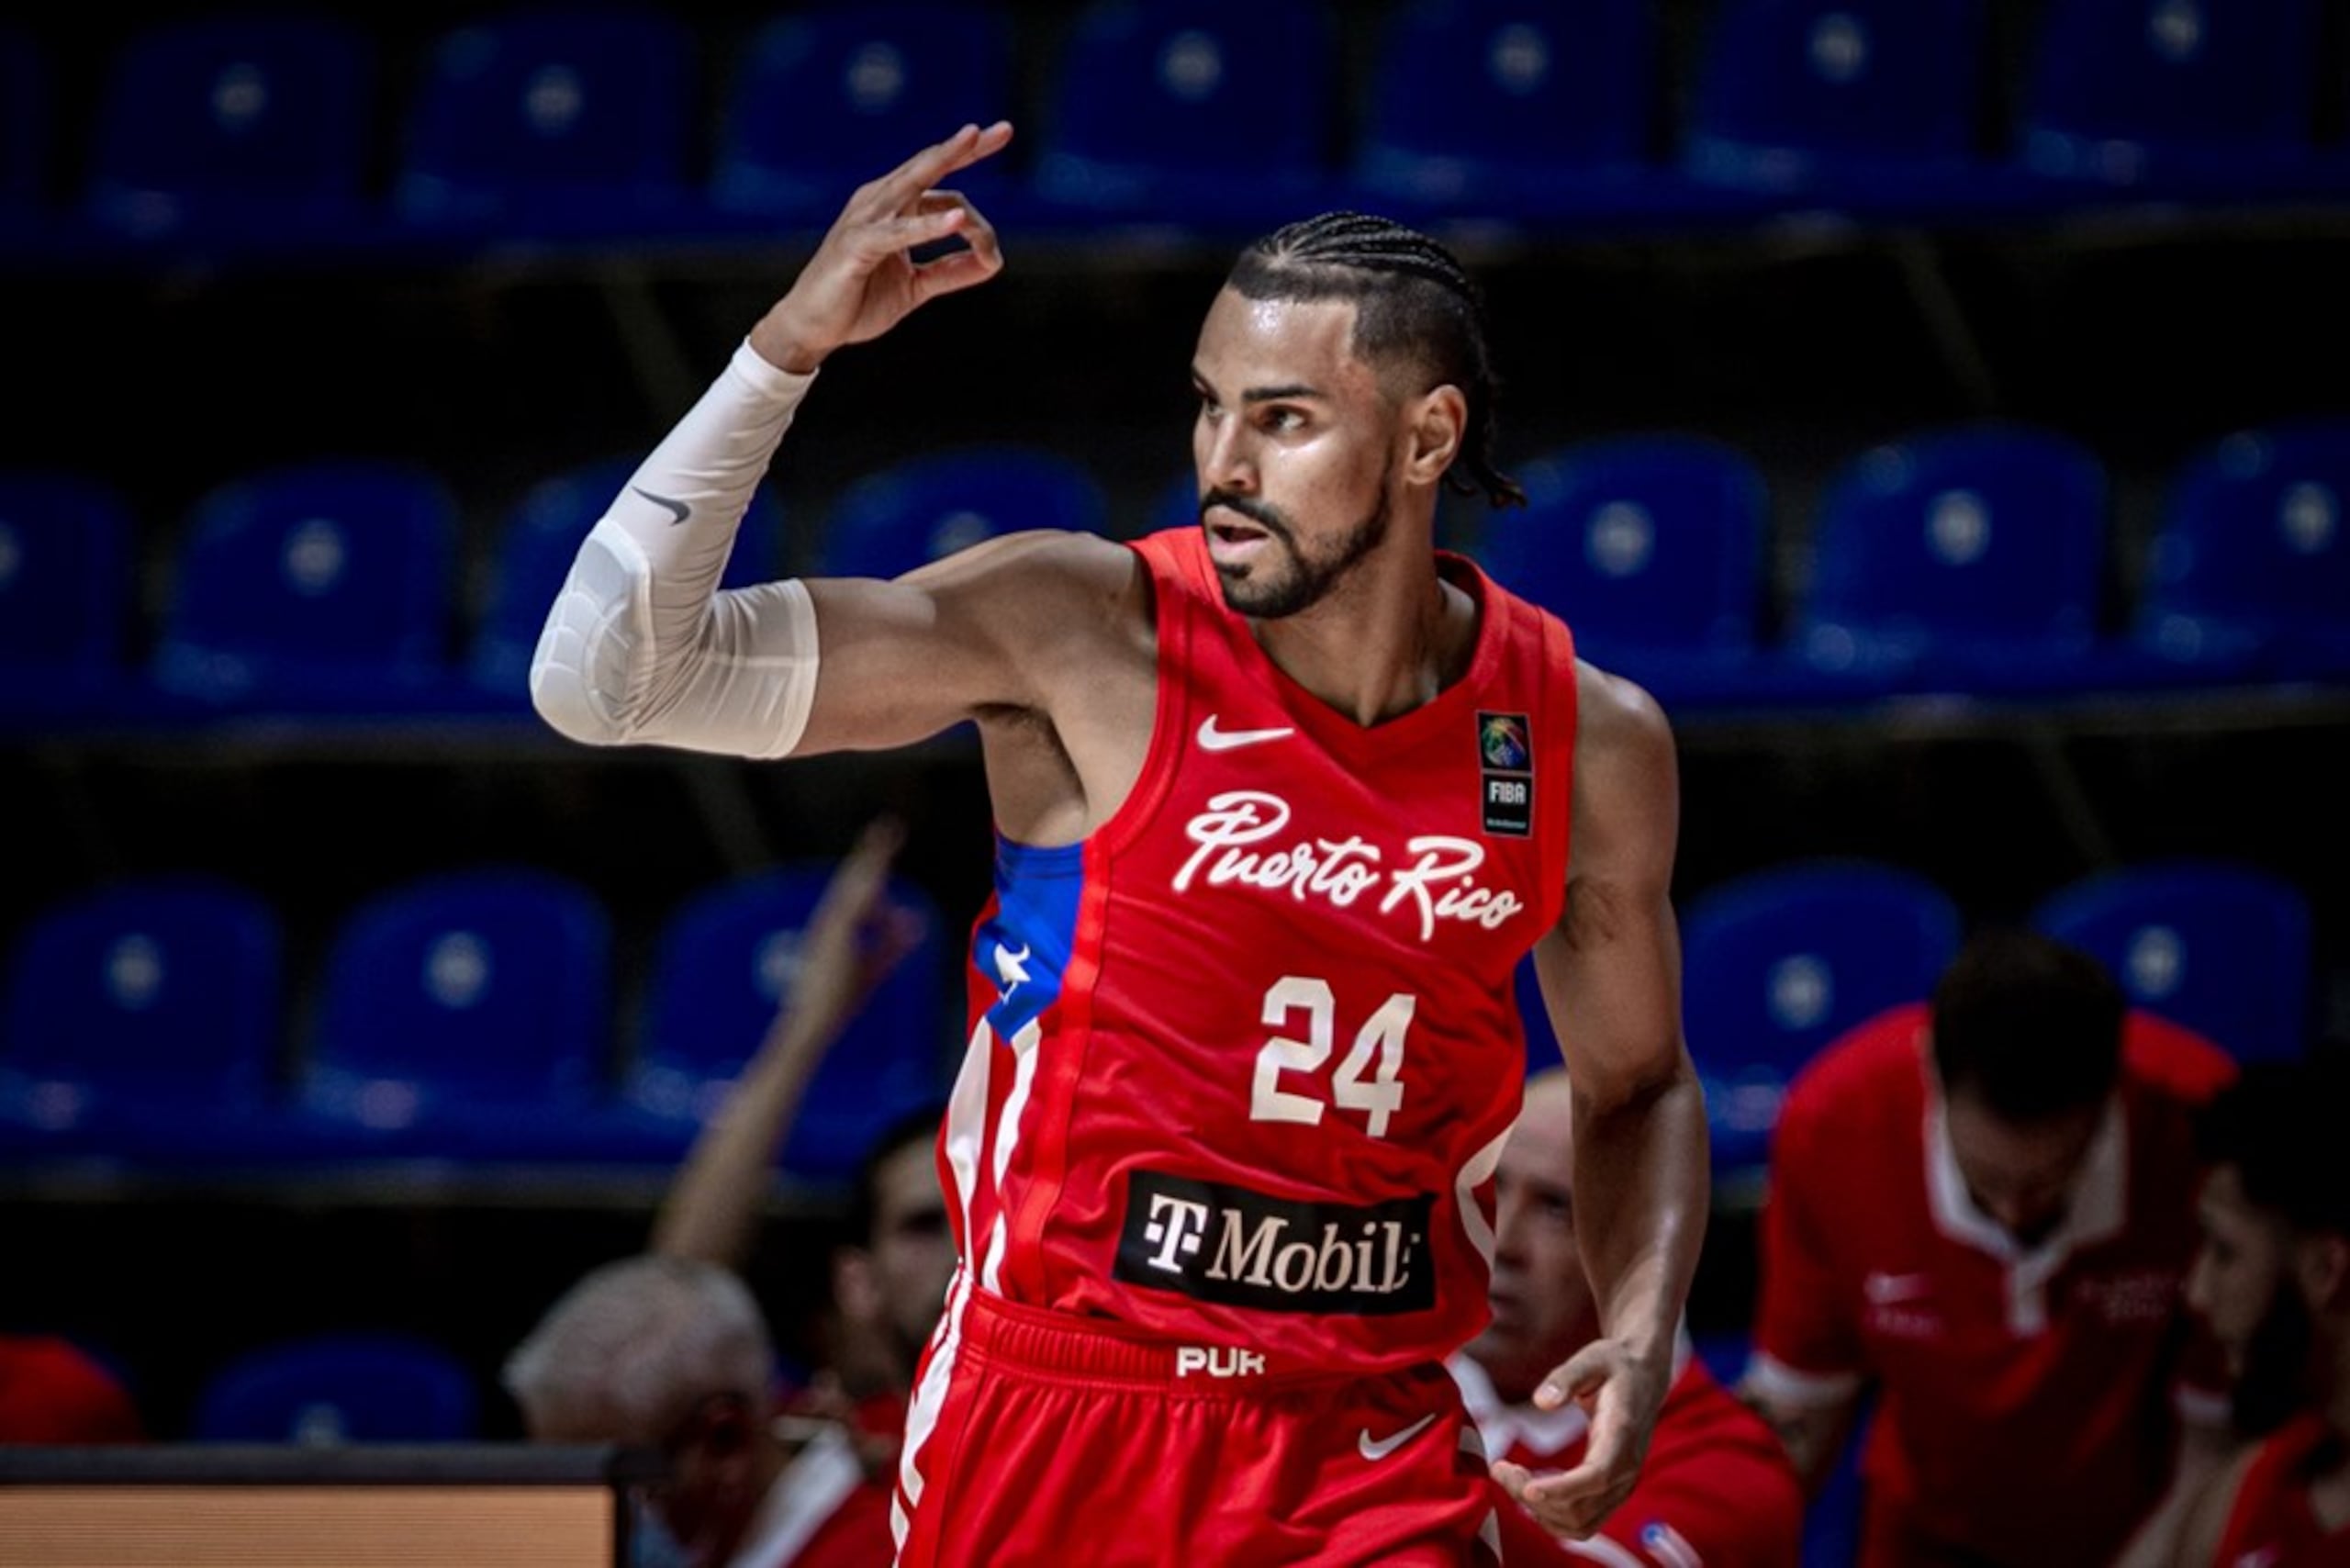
xmin=1142 ymin=1193 xmax=1213 ymax=1271
xmin=1114 ymin=1170 xmax=1436 ymax=1316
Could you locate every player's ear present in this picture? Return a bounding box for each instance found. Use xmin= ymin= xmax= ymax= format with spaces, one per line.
xmin=2296 ymin=1231 xmax=2349 ymax=1310
xmin=1403 ymin=385 xmax=1465 ymax=487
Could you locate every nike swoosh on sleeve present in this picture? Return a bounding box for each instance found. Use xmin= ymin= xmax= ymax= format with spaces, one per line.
xmin=631 ymin=486 xmax=690 ymax=525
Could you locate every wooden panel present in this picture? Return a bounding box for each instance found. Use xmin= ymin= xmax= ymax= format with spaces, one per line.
xmin=0 ymin=1486 xmax=613 ymax=1568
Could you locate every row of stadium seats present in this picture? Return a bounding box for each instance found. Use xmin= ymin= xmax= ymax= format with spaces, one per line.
xmin=6 ymin=420 xmax=2344 ymax=724
xmin=6 ymin=0 xmax=2346 ymax=260
xmin=0 ymin=867 xmax=948 ymax=1182
xmin=1 ymin=857 xmax=2311 ymax=1184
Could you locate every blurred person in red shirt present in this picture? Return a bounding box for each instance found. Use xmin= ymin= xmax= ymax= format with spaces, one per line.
xmin=0 ymin=1335 xmax=142 ymax=1444
xmin=1741 ymin=930 xmax=2236 ymax=1567
xmin=2171 ymin=1056 xmax=2350 ymax=1567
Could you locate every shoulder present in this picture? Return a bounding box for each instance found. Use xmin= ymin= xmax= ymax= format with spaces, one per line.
xmin=1784 ymin=1004 xmax=1930 ymax=1129
xmin=2121 ymin=1012 xmax=2238 ymax=1108
xmin=1573 ymin=659 xmax=1673 ymax=761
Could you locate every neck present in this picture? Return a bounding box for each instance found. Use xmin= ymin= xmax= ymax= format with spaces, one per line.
xmin=1249 ymin=543 xmax=1472 ymax=727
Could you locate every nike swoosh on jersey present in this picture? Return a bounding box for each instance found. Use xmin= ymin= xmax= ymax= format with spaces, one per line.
xmin=1197 ymin=715 xmax=1296 ymax=752
xmin=631 ymin=486 xmax=690 ymax=525
xmin=1358 ymin=1412 xmax=1437 ymax=1462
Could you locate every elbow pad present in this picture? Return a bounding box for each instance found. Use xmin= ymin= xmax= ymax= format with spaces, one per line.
xmin=531 ymin=521 xmax=819 ymax=758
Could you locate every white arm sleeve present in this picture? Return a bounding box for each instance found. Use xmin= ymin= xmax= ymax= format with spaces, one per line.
xmin=529 ymin=342 xmax=822 ymax=758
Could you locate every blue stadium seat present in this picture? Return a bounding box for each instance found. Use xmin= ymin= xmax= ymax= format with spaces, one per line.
xmin=1353 ymin=0 xmax=1657 ymax=214
xmin=2020 ymin=0 xmax=2322 ymax=194
xmin=0 ymin=26 xmax=48 ymax=227
xmin=813 ymin=449 xmax=1107 ymax=580
xmin=622 ymin=868 xmax=946 ymax=1181
xmin=0 ymin=473 xmax=131 ymax=709
xmin=2136 ymin=422 xmax=2350 ymax=680
xmin=712 ymin=4 xmax=1013 ymax=221
xmin=1682 ymin=862 xmax=1962 ymax=1178
xmin=1036 ymin=0 xmax=1336 ymax=222
xmin=153 ymin=462 xmax=456 ymax=707
xmin=195 ymin=1333 xmax=477 ymax=1443
xmin=396 ymin=9 xmax=692 ymax=232
xmin=2032 ymin=861 xmax=2311 ymax=1062
xmin=297 ymin=870 xmax=610 ymax=1158
xmin=0 ymin=879 xmax=281 ymax=1162
xmin=470 ymin=459 xmax=788 ymax=697
xmin=1795 ymin=425 xmax=2112 ymax=694
xmin=85 ymin=17 xmax=374 ymax=242
xmin=1684 ymin=0 xmax=1988 ymax=206
xmin=1469 ymin=436 xmax=1769 ymax=706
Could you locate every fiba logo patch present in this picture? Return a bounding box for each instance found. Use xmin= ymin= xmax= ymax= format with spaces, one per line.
xmin=1476 ymin=711 xmax=1533 ymax=838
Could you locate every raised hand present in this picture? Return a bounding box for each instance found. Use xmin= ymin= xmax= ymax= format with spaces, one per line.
xmin=750 ymin=123 xmax=1013 ymax=374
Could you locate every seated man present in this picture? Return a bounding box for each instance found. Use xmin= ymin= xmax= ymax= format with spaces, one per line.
xmin=1458 ymin=1068 xmax=1802 ymax=1567
xmin=507 ymin=1254 xmax=878 ymax=1568
xmin=2172 ymin=1057 xmax=2350 ymax=1568
xmin=1741 ymin=930 xmax=2236 ymax=1568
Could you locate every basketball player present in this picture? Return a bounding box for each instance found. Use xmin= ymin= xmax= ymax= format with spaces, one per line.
xmin=532 ymin=123 xmax=1707 ymax=1563
xmin=2171 ymin=1058 xmax=2350 ymax=1568
xmin=1460 ymin=1070 xmax=1801 ymax=1567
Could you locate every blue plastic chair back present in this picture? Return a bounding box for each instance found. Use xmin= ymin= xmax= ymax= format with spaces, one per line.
xmin=714 ymin=5 xmax=1012 ymax=218
xmin=397 ymin=9 xmax=691 ymax=227
xmin=2021 ymin=0 xmax=2319 ymax=181
xmin=471 ymin=459 xmax=788 ymax=695
xmin=1799 ymin=425 xmax=2107 ymax=675
xmin=0 ymin=474 xmax=130 ymax=682
xmin=814 ymin=449 xmax=1106 ymax=580
xmin=1687 ymin=0 xmax=1983 ymax=187
xmin=2033 ymin=861 xmax=2311 ymax=1062
xmin=633 ymin=868 xmax=945 ymax=1179
xmin=196 ymin=1333 xmax=477 ymax=1443
xmin=1472 ymin=436 xmax=1766 ymax=657
xmin=86 ymin=17 xmax=372 ymax=238
xmin=308 ymin=871 xmax=609 ymax=1125
xmin=154 ymin=462 xmax=455 ymax=702
xmin=0 ymin=26 xmax=48 ymax=217
xmin=1356 ymin=0 xmax=1654 ymax=199
xmin=1684 ymin=862 xmax=1962 ymax=1166
xmin=2139 ymin=422 xmax=2350 ymax=673
xmin=1038 ymin=0 xmax=1334 ymax=211
xmin=1 ymin=879 xmax=281 ymax=1122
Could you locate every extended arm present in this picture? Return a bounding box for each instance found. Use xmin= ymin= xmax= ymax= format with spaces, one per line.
xmin=1497 ymin=666 xmax=1710 ymax=1539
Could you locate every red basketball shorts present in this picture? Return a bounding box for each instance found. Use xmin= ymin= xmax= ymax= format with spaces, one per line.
xmin=890 ymin=1289 xmax=1501 ymax=1566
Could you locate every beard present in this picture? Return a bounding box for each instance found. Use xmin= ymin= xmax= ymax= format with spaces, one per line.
xmin=2232 ymin=1281 xmax=2318 ymax=1438
xmin=1202 ymin=485 xmax=1393 ymax=620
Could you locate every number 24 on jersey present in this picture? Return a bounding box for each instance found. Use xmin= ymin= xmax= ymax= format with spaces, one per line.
xmin=1250 ymin=976 xmax=1416 ymax=1137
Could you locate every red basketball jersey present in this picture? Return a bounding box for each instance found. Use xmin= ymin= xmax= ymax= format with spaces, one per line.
xmin=934 ymin=527 xmax=1577 ymax=1375
xmin=2215 ymin=1416 xmax=2350 ymax=1568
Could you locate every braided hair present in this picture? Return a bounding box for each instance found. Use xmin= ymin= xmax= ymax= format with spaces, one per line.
xmin=1227 ymin=212 xmax=1527 ymax=510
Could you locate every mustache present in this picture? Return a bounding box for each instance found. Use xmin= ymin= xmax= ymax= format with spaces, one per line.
xmin=1199 ymin=490 xmax=1293 ymax=542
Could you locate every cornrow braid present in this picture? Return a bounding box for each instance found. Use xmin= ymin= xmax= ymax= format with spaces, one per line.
xmin=1227 ymin=212 xmax=1527 ymax=510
